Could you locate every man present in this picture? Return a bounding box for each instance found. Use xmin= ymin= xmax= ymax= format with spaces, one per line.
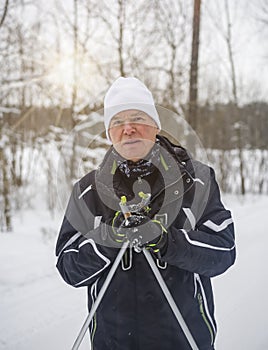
xmin=56 ymin=77 xmax=236 ymax=350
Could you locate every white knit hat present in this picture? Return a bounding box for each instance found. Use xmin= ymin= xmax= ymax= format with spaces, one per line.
xmin=104 ymin=77 xmax=161 ymax=141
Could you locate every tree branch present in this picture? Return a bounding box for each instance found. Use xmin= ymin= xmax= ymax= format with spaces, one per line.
xmin=0 ymin=0 xmax=9 ymax=28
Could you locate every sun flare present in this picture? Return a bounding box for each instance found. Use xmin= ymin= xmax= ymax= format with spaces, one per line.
xmin=49 ymin=55 xmax=75 ymax=87
xmin=46 ymin=50 xmax=94 ymax=98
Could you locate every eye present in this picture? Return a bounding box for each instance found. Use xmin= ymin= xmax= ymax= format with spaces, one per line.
xmin=111 ymin=119 xmax=123 ymax=127
xmin=131 ymin=116 xmax=145 ymax=123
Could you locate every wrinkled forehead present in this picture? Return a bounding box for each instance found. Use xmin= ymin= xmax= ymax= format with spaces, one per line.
xmin=114 ymin=109 xmax=147 ymax=118
xmin=110 ymin=109 xmax=157 ymax=125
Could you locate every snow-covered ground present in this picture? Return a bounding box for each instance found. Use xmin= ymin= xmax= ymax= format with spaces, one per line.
xmin=0 ymin=194 xmax=267 ymax=350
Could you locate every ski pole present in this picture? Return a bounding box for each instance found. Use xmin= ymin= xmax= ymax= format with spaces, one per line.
xmin=71 ymin=240 xmax=129 ymax=350
xmin=121 ymin=193 xmax=198 ymax=349
xmin=142 ymin=248 xmax=199 ymax=350
xmin=72 ymin=195 xmax=132 ymax=350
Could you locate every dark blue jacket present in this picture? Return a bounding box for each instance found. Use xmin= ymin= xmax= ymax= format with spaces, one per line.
xmin=56 ymin=136 xmax=236 ymax=350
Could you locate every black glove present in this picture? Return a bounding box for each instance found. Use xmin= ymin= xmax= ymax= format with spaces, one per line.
xmin=108 ymin=211 xmax=126 ymax=244
xmin=117 ymin=214 xmax=168 ymax=256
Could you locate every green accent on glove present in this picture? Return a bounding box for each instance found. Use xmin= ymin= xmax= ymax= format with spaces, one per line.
xmin=111 ymin=211 xmax=126 ymax=243
xmin=146 ymin=219 xmax=167 ymax=253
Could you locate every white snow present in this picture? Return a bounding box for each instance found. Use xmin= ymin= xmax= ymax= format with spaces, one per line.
xmin=0 ymin=194 xmax=267 ymax=349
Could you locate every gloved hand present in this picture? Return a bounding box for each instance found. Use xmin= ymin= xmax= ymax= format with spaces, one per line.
xmin=109 ymin=211 xmax=126 ymax=244
xmin=117 ymin=214 xmax=168 ymax=256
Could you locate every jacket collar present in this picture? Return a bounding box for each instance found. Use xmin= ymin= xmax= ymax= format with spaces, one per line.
xmin=94 ymin=135 xmax=194 ymax=210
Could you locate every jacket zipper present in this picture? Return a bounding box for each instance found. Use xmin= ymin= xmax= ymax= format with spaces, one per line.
xmin=194 ymin=274 xmax=216 ymax=346
xmin=197 ymin=293 xmax=215 ymax=345
xmin=90 ymin=280 xmax=98 ymax=349
xmin=90 ymin=314 xmax=97 ymax=349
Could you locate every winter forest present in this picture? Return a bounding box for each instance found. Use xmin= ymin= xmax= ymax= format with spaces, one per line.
xmin=1 ymin=0 xmax=268 ymax=349
xmin=1 ymin=0 xmax=268 ymax=232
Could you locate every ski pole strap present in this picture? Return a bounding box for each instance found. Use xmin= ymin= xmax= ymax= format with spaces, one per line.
xmin=111 ymin=211 xmax=126 ymax=243
xmin=146 ymin=219 xmax=167 ymax=253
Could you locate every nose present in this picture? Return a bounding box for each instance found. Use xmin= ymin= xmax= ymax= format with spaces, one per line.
xmin=123 ymin=122 xmax=136 ymax=135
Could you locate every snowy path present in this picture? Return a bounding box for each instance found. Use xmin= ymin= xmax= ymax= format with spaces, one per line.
xmin=0 ymin=231 xmax=89 ymax=350
xmin=0 ymin=195 xmax=268 ymax=349
xmin=213 ymin=195 xmax=268 ymax=349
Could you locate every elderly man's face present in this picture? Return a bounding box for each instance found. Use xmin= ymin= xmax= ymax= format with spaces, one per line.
xmin=109 ymin=110 xmax=159 ymax=162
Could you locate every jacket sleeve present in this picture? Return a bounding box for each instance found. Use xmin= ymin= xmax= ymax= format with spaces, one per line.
xmin=55 ymin=182 xmax=119 ymax=288
xmin=163 ymin=167 xmax=236 ymax=277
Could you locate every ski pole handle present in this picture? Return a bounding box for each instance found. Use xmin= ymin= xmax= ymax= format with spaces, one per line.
xmin=119 ymin=195 xmax=144 ymax=253
xmin=119 ymin=196 xmax=131 ymax=219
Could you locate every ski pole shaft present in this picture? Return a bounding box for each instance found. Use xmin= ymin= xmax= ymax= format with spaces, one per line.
xmin=142 ymin=248 xmax=199 ymax=350
xmin=71 ymin=240 xmax=129 ymax=350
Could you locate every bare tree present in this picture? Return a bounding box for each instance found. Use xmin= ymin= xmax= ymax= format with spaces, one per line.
xmin=85 ymin=0 xmax=128 ymax=80
xmin=223 ymin=0 xmax=245 ymax=194
xmin=0 ymin=114 xmax=12 ymax=231
xmin=224 ymin=0 xmax=238 ymax=105
xmin=202 ymin=0 xmax=247 ymax=194
xmin=152 ymin=0 xmax=190 ymax=112
xmin=188 ymin=0 xmax=201 ymax=131
xmin=254 ymin=0 xmax=268 ymax=26
xmin=0 ymin=0 xmax=9 ymax=29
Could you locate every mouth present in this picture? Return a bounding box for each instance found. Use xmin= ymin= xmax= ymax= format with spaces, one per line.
xmin=122 ymin=139 xmax=142 ymax=146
